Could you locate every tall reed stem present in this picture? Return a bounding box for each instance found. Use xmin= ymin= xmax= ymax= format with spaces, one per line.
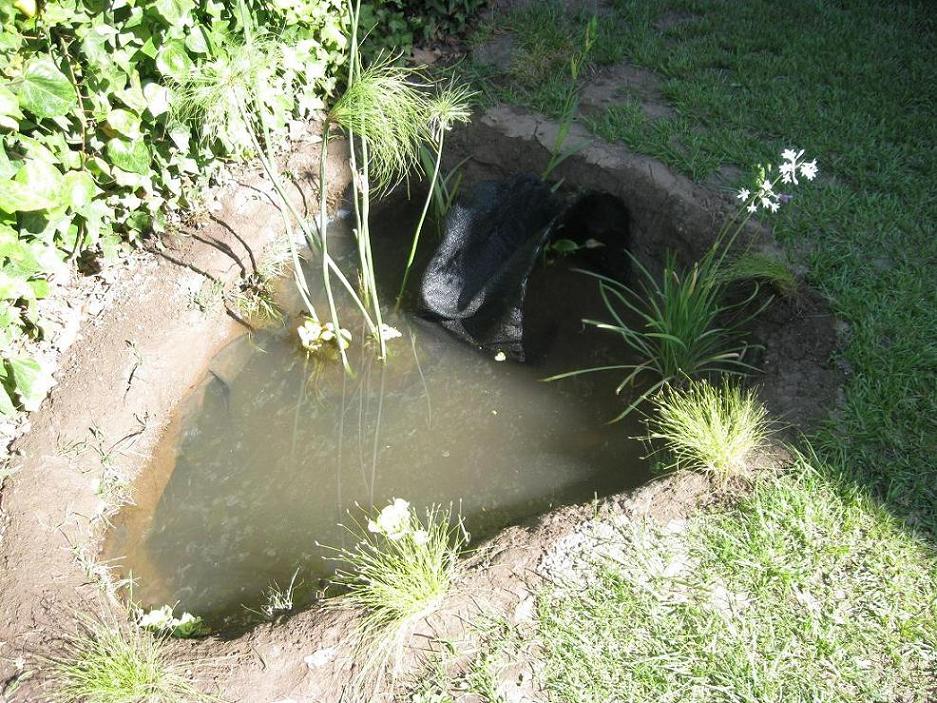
xmin=396 ymin=128 xmax=444 ymax=311
xmin=319 ymin=129 xmax=352 ymax=372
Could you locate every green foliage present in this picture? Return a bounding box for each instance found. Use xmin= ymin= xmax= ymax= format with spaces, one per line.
xmin=646 ymin=379 xmax=770 ymax=481
xmin=0 ymin=0 xmax=348 ymax=414
xmin=548 ymin=243 xmax=762 ymax=421
xmin=543 ymin=15 xmax=596 ymax=180
xmin=324 ymin=499 xmax=468 ymax=689
xmin=363 ymin=0 xmax=487 ymax=49
xmin=535 ymin=460 xmax=937 ymax=702
xmin=49 ymin=613 xmax=209 ymax=703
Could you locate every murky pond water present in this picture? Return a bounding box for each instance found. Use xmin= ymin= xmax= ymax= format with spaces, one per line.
xmin=105 ymin=198 xmax=648 ymax=624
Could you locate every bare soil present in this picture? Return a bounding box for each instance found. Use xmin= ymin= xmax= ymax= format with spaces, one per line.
xmin=0 ymin=104 xmax=842 ymax=703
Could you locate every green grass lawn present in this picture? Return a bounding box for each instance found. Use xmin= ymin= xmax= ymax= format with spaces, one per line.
xmin=534 ymin=462 xmax=937 ymax=702
xmin=424 ymin=1 xmax=937 ymax=700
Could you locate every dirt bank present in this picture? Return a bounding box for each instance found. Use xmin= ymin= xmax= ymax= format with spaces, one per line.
xmin=0 ymin=104 xmax=843 ymax=702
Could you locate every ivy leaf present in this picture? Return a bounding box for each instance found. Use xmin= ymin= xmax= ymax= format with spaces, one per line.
xmin=6 ymin=356 xmax=53 ymax=412
xmin=156 ymin=40 xmax=193 ymax=82
xmin=0 ymin=270 xmax=31 ymax=300
xmin=29 ymin=278 xmax=50 ymax=299
xmin=63 ymin=170 xmax=97 ymax=210
xmin=0 ymin=86 xmax=23 ymax=130
xmin=153 ymin=0 xmax=194 ymax=25
xmin=106 ymin=108 xmax=142 ymax=139
xmin=0 ymin=148 xmax=17 ymax=180
xmin=16 ymin=57 xmax=77 ymax=119
xmin=184 ymin=25 xmax=209 ymax=54
xmin=143 ymin=82 xmax=172 ymax=117
xmin=105 ymin=138 xmax=150 ymax=175
xmin=0 ymin=159 xmax=65 ymax=212
xmin=14 ymin=0 xmax=37 ymax=19
xmin=17 ymin=159 xmax=65 ymax=202
xmin=0 ymin=381 xmax=15 ymax=417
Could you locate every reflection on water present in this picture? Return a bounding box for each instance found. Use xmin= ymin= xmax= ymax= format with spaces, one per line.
xmin=104 ymin=202 xmax=648 ymax=623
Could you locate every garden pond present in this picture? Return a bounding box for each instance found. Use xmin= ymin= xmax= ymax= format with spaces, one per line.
xmin=103 ymin=195 xmax=649 ymax=625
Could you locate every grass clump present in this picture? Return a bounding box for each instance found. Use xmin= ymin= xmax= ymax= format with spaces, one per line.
xmin=49 ymin=614 xmax=207 ymax=703
xmin=646 ymin=379 xmax=770 ymax=481
xmin=535 ymin=460 xmax=937 ymax=702
xmin=719 ymin=252 xmax=799 ymax=297
xmin=245 ymin=569 xmax=302 ymax=621
xmin=324 ymin=499 xmax=467 ymax=688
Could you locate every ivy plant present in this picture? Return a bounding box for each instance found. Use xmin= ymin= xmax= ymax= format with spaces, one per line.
xmin=0 ymin=0 xmax=348 ymax=416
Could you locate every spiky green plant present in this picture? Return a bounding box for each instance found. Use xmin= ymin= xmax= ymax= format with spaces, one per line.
xmin=418 ymin=146 xmax=468 ymax=231
xmin=646 ymin=378 xmax=770 ymax=481
xmin=323 ymin=499 xmax=467 ymax=691
xmin=49 ymin=614 xmax=208 ymax=703
xmin=169 ymin=35 xmax=281 ymax=156
xmin=548 ymin=243 xmax=764 ymax=420
xmin=542 ymin=15 xmax=597 ymax=180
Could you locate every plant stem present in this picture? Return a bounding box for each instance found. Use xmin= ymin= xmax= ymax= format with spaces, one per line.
xmin=396 ymin=128 xmax=443 ymax=312
xmin=358 ymin=137 xmax=387 ymax=359
xmin=319 ymin=128 xmax=352 ymax=373
xmin=240 ymin=99 xmax=320 ymax=321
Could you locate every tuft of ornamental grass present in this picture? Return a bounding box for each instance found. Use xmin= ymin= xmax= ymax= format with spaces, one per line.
xmin=329 ymin=55 xmax=433 ymax=193
xmin=323 ymin=499 xmax=467 ymax=689
xmin=646 ymin=379 xmax=770 ymax=482
xmin=396 ymin=83 xmax=475 ymax=308
xmin=169 ymin=30 xmax=282 ymax=156
xmin=549 ymin=244 xmax=765 ymax=420
xmin=718 ymin=252 xmax=799 ymax=297
xmin=48 ymin=613 xmax=208 ymax=703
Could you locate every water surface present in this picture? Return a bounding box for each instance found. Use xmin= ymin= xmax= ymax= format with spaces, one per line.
xmin=105 ymin=200 xmax=648 ymax=623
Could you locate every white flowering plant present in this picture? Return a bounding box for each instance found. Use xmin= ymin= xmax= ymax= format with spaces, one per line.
xmin=297 ymin=317 xmax=352 ymax=355
xmin=321 ymin=499 xmax=468 ymax=688
xmin=735 ymin=148 xmax=818 ymax=214
xmin=550 ymin=149 xmax=817 ymax=419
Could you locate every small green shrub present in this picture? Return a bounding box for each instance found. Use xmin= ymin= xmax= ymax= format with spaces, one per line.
xmin=646 ymin=379 xmax=770 ymax=481
xmin=49 ymin=614 xmax=207 ymax=703
xmin=366 ymin=0 xmax=488 ymax=46
xmin=324 ymin=499 xmax=468 ymax=687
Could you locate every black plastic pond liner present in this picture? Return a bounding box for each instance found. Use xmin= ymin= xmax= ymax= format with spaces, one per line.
xmin=420 ymin=174 xmax=631 ymax=360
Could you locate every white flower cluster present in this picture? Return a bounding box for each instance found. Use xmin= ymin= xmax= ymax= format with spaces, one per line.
xmin=297 ymin=318 xmax=352 ymax=354
xmin=137 ymin=605 xmax=200 ymax=634
xmin=736 ymin=148 xmax=818 ymax=214
xmin=367 ymin=498 xmax=429 ymax=544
